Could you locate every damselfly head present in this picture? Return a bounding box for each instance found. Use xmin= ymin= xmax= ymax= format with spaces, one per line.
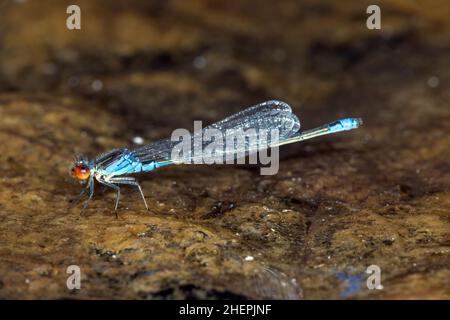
xmin=71 ymin=155 xmax=90 ymax=181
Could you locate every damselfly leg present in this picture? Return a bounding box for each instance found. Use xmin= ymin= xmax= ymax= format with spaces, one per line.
xmin=70 ymin=177 xmax=94 ymax=212
xmin=82 ymin=179 xmax=95 ymax=210
xmin=70 ymin=187 xmax=87 ymax=208
xmin=97 ymin=178 xmax=121 ymax=217
xmin=109 ymin=176 xmax=149 ymax=211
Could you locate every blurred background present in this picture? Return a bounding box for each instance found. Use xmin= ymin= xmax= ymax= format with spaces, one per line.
xmin=0 ymin=0 xmax=448 ymax=299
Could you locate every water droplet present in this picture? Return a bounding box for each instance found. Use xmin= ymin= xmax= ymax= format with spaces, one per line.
xmin=193 ymin=56 xmax=207 ymax=69
xmin=427 ymin=76 xmax=440 ymax=88
xmin=132 ymin=136 xmax=144 ymax=145
xmin=91 ymin=79 xmax=103 ymax=91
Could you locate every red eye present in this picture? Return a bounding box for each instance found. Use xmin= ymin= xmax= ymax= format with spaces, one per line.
xmin=72 ymin=165 xmax=90 ymax=180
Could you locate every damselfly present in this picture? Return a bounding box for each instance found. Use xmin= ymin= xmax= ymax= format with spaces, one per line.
xmin=71 ymin=100 xmax=362 ymax=213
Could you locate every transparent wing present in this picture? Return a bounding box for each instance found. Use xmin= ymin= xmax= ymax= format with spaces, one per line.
xmin=132 ymin=137 xmax=178 ymax=163
xmin=132 ymin=100 xmax=301 ymax=164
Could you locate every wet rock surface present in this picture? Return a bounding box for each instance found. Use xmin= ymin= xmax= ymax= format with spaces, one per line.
xmin=0 ymin=0 xmax=449 ymax=299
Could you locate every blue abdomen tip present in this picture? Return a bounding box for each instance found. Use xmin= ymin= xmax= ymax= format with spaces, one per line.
xmin=329 ymin=118 xmax=362 ymax=133
xmin=341 ymin=118 xmax=363 ymax=130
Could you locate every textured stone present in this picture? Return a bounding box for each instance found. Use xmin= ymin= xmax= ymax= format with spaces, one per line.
xmin=0 ymin=0 xmax=448 ymax=299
